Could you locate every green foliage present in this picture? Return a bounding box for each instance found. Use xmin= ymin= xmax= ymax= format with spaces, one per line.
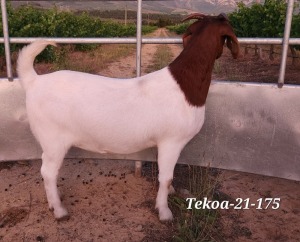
xmin=228 ymin=0 xmax=300 ymax=39
xmin=262 ymin=0 xmax=287 ymax=37
xmin=141 ymin=25 xmax=157 ymax=35
xmin=167 ymin=22 xmax=190 ymax=35
xmin=291 ymin=14 xmax=300 ymax=38
xmin=228 ymin=0 xmax=300 ymax=51
xmin=167 ymin=0 xmax=299 ymax=43
xmin=0 ymin=4 xmax=157 ymax=61
xmin=229 ymin=2 xmax=265 ymax=37
xmin=291 ymin=13 xmax=300 ymax=50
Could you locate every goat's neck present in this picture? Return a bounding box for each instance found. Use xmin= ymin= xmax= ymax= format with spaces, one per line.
xmin=168 ymin=43 xmax=217 ymax=107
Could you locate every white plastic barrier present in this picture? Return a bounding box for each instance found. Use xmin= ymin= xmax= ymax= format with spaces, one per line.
xmin=1 ymin=81 xmax=299 ymax=181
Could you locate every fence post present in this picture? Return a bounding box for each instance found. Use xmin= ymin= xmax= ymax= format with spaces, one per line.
xmin=1 ymin=0 xmax=13 ymax=81
xmin=278 ymin=0 xmax=295 ymax=87
xmin=135 ymin=0 xmax=143 ymax=177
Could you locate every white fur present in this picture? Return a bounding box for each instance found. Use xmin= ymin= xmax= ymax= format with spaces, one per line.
xmin=17 ymin=40 xmax=205 ymax=221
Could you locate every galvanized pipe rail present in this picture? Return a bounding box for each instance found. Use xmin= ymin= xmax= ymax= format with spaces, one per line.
xmin=279 ymin=0 xmax=295 ymax=87
xmin=1 ymin=0 xmax=12 ymax=81
xmin=1 ymin=37 xmax=300 ymax=45
xmin=135 ymin=0 xmax=143 ymax=177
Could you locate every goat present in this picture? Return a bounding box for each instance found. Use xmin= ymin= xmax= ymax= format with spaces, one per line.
xmin=17 ymin=13 xmax=239 ymax=221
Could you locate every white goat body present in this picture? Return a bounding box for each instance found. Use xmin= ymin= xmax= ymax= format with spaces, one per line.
xmin=19 ymin=42 xmax=204 ymax=155
xmin=18 ymin=40 xmax=205 ymax=221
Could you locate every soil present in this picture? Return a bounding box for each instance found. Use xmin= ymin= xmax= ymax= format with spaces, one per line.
xmin=213 ymin=45 xmax=300 ymax=85
xmin=1 ymin=28 xmax=300 ymax=242
xmin=0 ymin=160 xmax=175 ymax=242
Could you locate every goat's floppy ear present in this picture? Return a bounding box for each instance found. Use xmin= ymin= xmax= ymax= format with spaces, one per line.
xmin=226 ymin=34 xmax=239 ymax=59
xmin=222 ymin=26 xmax=240 ymax=59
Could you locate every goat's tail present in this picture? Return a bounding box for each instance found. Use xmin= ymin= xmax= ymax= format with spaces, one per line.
xmin=17 ymin=40 xmax=57 ymax=90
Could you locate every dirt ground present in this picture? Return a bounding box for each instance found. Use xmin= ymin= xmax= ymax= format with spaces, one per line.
xmin=1 ymin=28 xmax=300 ymax=241
xmin=219 ymin=171 xmax=300 ymax=241
xmin=213 ymin=45 xmax=300 ymax=85
xmin=0 ymin=159 xmax=168 ymax=242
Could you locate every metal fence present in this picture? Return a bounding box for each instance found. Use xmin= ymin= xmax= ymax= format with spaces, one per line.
xmin=1 ymin=0 xmax=300 ymax=84
xmin=0 ymin=0 xmax=300 ymax=180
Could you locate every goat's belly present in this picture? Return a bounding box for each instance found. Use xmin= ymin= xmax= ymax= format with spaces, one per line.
xmin=73 ymin=110 xmax=205 ymax=155
xmin=74 ymin=136 xmax=156 ymax=155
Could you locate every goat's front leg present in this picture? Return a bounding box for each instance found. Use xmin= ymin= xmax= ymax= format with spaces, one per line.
xmin=156 ymin=143 xmax=183 ymax=221
xmin=41 ymin=151 xmax=69 ymax=220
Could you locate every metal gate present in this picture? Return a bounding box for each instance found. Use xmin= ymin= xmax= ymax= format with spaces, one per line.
xmin=1 ymin=0 xmax=300 ymax=180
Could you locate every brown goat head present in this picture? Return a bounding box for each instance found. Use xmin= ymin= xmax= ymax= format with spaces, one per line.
xmin=168 ymin=13 xmax=240 ymax=107
xmin=182 ymin=13 xmax=239 ymax=59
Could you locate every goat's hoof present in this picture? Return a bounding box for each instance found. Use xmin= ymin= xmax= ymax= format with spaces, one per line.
xmin=159 ymin=208 xmax=173 ymax=221
xmin=56 ymin=214 xmax=70 ymax=222
xmin=54 ymin=207 xmax=69 ymax=221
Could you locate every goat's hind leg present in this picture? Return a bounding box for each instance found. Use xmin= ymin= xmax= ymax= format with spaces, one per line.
xmin=41 ymin=147 xmax=69 ymax=220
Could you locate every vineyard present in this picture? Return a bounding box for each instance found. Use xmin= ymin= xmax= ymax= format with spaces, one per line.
xmin=0 ymin=4 xmax=157 ymax=61
xmin=229 ymin=1 xmax=299 ymax=39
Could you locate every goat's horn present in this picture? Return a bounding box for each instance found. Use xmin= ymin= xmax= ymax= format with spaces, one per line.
xmin=218 ymin=13 xmax=229 ymax=20
xmin=182 ymin=13 xmax=206 ymax=22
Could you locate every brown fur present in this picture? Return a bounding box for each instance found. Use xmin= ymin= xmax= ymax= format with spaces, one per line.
xmin=169 ymin=14 xmax=239 ymax=107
